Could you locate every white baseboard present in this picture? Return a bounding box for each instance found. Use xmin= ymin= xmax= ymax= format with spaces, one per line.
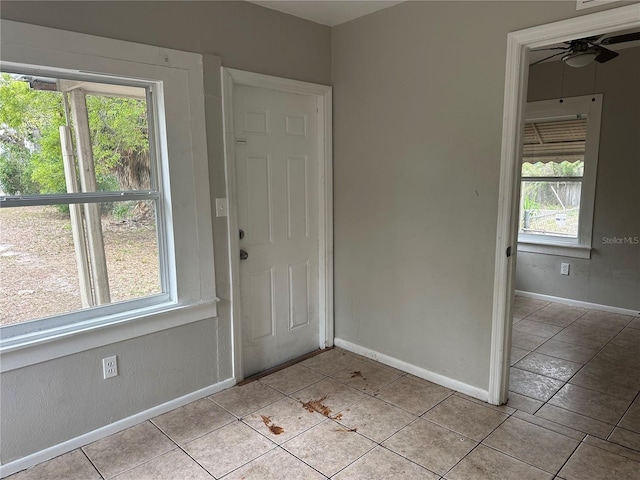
xmin=0 ymin=377 xmax=236 ymax=478
xmin=334 ymin=338 xmax=489 ymax=403
xmin=515 ymin=290 xmax=640 ymax=317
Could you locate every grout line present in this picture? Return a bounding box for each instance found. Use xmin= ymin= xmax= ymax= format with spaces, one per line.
xmin=79 ymin=447 xmax=105 ymax=480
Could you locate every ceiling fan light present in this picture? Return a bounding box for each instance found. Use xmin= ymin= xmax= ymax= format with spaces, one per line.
xmin=562 ymin=50 xmax=598 ymax=68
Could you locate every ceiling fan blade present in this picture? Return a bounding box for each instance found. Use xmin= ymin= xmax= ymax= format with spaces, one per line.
xmin=599 ymin=32 xmax=640 ymax=45
xmin=532 ymin=46 xmax=570 ymax=52
xmin=530 ymin=51 xmax=566 ymax=66
xmin=595 ymin=46 xmax=619 ymax=63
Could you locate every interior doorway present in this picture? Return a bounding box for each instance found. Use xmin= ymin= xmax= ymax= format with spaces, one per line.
xmin=488 ymin=4 xmax=640 ymax=405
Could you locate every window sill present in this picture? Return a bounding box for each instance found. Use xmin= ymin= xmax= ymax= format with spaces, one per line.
xmin=517 ymin=241 xmax=592 ymax=259
xmin=0 ymin=300 xmax=219 ymax=373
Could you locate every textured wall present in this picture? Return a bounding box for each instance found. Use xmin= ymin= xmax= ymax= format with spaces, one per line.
xmin=516 ymin=47 xmax=640 ymax=311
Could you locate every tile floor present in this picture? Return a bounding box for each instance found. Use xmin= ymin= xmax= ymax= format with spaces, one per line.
xmin=9 ymin=297 xmax=640 ymax=479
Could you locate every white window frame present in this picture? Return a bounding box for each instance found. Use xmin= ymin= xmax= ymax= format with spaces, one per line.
xmin=517 ymin=94 xmax=602 ymax=259
xmin=0 ymin=20 xmax=217 ymax=371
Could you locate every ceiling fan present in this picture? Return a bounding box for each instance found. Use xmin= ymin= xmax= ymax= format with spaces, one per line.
xmin=532 ymin=31 xmax=640 ymax=68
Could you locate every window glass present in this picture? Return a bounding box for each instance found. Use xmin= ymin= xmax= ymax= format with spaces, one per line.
xmin=0 ymin=72 xmax=163 ymax=328
xmin=519 ymin=115 xmax=588 ymax=242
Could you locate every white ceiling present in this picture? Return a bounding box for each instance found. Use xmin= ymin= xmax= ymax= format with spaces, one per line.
xmin=249 ymin=1 xmax=405 ymax=27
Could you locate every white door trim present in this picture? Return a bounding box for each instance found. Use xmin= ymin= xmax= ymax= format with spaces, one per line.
xmin=489 ymin=3 xmax=640 ymax=405
xmin=221 ymin=68 xmax=333 ymax=381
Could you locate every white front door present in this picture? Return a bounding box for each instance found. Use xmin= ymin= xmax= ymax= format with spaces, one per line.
xmin=234 ymin=85 xmax=320 ymax=377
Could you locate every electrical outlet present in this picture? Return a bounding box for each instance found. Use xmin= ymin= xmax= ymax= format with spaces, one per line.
xmin=561 ymin=263 xmax=570 ymax=276
xmin=102 ymin=356 xmax=118 ymax=379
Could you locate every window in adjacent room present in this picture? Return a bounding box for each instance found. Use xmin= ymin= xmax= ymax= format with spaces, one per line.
xmin=517 ymin=94 xmax=602 ymax=258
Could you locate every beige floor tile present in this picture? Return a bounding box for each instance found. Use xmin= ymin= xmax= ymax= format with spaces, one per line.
xmin=617 ymin=327 xmax=640 ymax=342
xmin=511 ymin=331 xmax=549 ymax=351
xmin=509 ymin=367 xmax=565 ymax=402
xmin=281 ymin=419 xmax=376 ymax=477
xmin=514 ymin=320 xmax=564 ymax=339
xmin=445 ymin=445 xmax=552 ymax=480
xmin=382 ymin=418 xmax=476 ymax=475
xmin=507 ymin=391 xmax=543 ymax=414
xmin=589 ymin=347 xmax=640 ymax=371
xmin=602 ymin=337 xmax=640 ymax=359
xmin=609 ymin=427 xmax=640 ymax=452
xmin=333 ymin=446 xmax=439 ymax=480
xmin=535 ymin=404 xmax=613 ymax=439
xmin=210 ymin=381 xmax=285 ymax=417
xmin=82 ymin=421 xmax=174 ymax=478
xmin=513 ymin=316 xmax=524 ymax=324
xmin=300 ymin=348 xmax=361 ymax=375
xmin=583 ymin=435 xmax=640 ymax=463
xmin=525 ymin=312 xmax=578 ymax=328
xmin=453 ymin=393 xmax=515 ymax=415
xmin=243 ymin=397 xmax=325 ymax=444
xmin=8 ymin=450 xmax=100 ymax=480
xmin=559 ymin=443 xmax=640 ymax=479
xmin=512 ymin=410 xmax=585 ymax=441
xmin=620 ymin=402 xmax=640 ymax=433
xmin=423 ymin=395 xmax=508 ymax=441
xmin=112 ymin=448 xmax=210 ymax=480
xmin=534 ymin=340 xmax=598 ymax=364
xmin=483 ymin=416 xmax=580 ymax=474
xmin=568 ymin=362 xmax=639 ymax=401
xmin=548 ymin=383 xmax=631 ymax=425
xmin=537 ymin=303 xmax=588 ymax=320
xmin=574 ymin=310 xmax=632 ymax=332
xmin=259 ymin=364 xmax=324 ymax=394
xmin=513 ymin=297 xmax=549 ymax=318
xmin=151 ymin=398 xmax=235 ymax=444
xmin=628 ymin=318 xmax=640 ymax=329
xmin=510 ymin=347 xmax=530 ymax=366
xmin=515 ymin=352 xmax=583 ymax=382
xmin=335 ymin=396 xmax=417 ymax=443
xmin=330 ymin=360 xmax=403 ymax=393
xmin=222 ymin=447 xmax=325 ymax=480
xmin=183 ymin=421 xmax=275 ymax=478
xmin=291 ymin=378 xmax=365 ymax=417
xmin=374 ymin=375 xmax=452 ymax=415
xmin=552 ymin=324 xmax=617 ymax=349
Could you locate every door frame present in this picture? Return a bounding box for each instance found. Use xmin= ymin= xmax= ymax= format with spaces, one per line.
xmin=221 ymin=67 xmax=333 ymax=381
xmin=488 ymin=3 xmax=640 ymax=405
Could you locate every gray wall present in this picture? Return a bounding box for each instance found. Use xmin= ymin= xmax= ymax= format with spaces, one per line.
xmin=331 ymin=1 xmax=636 ymax=390
xmin=516 ymin=47 xmax=640 ymax=311
xmin=0 ymin=1 xmax=330 ymax=465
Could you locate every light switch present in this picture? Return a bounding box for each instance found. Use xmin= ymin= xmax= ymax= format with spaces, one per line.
xmin=215 ymin=198 xmax=228 ymax=217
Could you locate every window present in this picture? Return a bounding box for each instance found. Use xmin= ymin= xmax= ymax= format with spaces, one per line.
xmin=0 ymin=72 xmax=167 ymax=329
xmin=517 ymin=94 xmax=602 ymax=258
xmin=0 ymin=20 xmax=215 ymax=363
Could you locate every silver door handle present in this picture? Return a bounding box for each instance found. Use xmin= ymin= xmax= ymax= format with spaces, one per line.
xmin=240 ymin=249 xmax=249 ymax=260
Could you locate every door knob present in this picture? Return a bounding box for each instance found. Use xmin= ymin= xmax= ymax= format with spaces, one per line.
xmin=240 ymin=249 xmax=249 ymax=260
xmin=239 ymin=229 xmax=245 ymax=240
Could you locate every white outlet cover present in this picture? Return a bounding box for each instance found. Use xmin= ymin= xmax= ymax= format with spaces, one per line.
xmin=102 ymin=356 xmax=118 ymax=379
xmin=561 ymin=263 xmax=570 ymax=275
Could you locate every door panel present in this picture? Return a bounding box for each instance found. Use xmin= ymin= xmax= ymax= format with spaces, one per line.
xmin=234 ymin=85 xmax=319 ymax=376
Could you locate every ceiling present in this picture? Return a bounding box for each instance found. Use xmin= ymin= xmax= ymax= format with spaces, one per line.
xmin=249 ymin=1 xmax=404 ymax=27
